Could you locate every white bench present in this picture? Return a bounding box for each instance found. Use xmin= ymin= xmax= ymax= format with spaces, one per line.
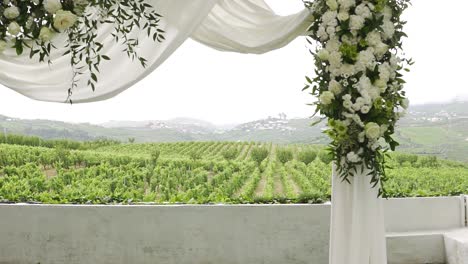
xmin=384 ymin=196 xmax=467 ymax=264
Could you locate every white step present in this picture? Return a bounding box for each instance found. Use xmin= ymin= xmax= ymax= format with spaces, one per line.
xmin=387 ymin=230 xmax=446 ymax=264
xmin=444 ymin=229 xmax=468 ymax=264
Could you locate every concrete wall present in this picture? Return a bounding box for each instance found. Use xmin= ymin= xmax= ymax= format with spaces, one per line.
xmin=0 ymin=197 xmax=466 ymax=264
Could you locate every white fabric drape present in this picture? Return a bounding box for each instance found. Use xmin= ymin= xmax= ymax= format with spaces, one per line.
xmin=330 ymin=165 xmax=388 ymax=264
xmin=0 ymin=0 xmax=310 ymax=103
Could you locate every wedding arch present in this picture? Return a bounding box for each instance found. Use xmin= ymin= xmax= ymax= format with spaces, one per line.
xmin=0 ymin=0 xmax=411 ymax=263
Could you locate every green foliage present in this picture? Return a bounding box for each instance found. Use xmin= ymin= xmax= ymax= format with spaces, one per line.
xmin=222 ymin=148 xmax=238 ymax=161
xmin=277 ymin=148 xmax=293 ymax=164
xmin=0 ymin=141 xmax=466 ymax=205
xmin=297 ymin=150 xmax=317 ymax=165
xmin=250 ymin=147 xmax=269 ymax=165
xmin=318 ymin=150 xmax=333 ymax=165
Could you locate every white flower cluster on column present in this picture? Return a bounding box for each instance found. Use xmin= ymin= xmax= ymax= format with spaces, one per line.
xmin=304 ymin=0 xmax=412 ymax=194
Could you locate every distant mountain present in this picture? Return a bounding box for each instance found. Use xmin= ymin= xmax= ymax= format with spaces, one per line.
xmin=1 ymin=100 xmax=468 ymax=161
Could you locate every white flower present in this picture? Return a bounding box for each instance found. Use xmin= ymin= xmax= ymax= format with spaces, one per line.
xmin=365 ymin=122 xmax=381 ymax=140
xmin=53 ymin=10 xmax=78 ymax=31
xmin=349 ymin=15 xmax=365 ymax=31
xmin=44 ymin=0 xmax=62 ymax=14
xmin=361 ymin=105 xmax=371 ymax=114
xmin=374 ymin=79 xmax=388 ymax=93
xmin=320 ymin=91 xmax=335 ymax=105
xmin=326 ymin=0 xmax=338 ymax=11
xmin=326 ymin=26 xmax=336 ymax=36
xmin=343 ymin=100 xmax=353 ymax=109
xmin=390 ymin=54 xmax=401 ymax=70
xmin=328 ymin=51 xmax=342 ymax=68
xmin=0 ymin=40 xmax=7 ymax=53
xmin=383 ymin=6 xmax=393 ymax=20
xmin=356 ymin=48 xmax=376 ymax=71
xmin=370 ymin=141 xmax=381 ymax=151
xmin=343 ymin=94 xmax=352 ymax=101
xmin=322 ymin=11 xmax=338 ymax=27
xmin=355 ymin=4 xmax=372 ymax=19
xmin=374 ymin=43 xmax=389 ymax=59
xmin=382 ymin=19 xmax=395 ymax=39
xmin=378 ymin=62 xmax=392 ymax=83
xmin=337 ymin=11 xmax=349 ymax=21
xmin=337 ymin=0 xmax=356 ymax=10
xmin=328 ymin=79 xmax=343 ymax=95
xmin=366 ymin=31 xmax=382 ymax=47
xmin=317 ymin=26 xmax=328 ymax=41
xmin=39 ymin=27 xmax=53 ymax=42
xmin=347 ymin=152 xmax=361 ymax=163
xmin=401 ymin=98 xmax=410 ymax=109
xmin=317 ymin=49 xmax=330 ymax=61
xmin=358 ymin=75 xmax=372 ymax=93
xmin=4 ymin=6 xmax=19 ymax=19
xmin=340 ymin=63 xmax=356 ymax=77
xmin=7 ymin=22 xmax=21 ymax=36
xmin=326 ymin=37 xmax=340 ymax=52
xmin=358 ymin=132 xmax=365 ymax=143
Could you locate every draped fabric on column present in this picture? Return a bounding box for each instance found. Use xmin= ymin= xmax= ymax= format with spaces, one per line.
xmin=330 ymin=165 xmax=387 ymax=264
xmin=0 ymin=0 xmax=388 ymax=263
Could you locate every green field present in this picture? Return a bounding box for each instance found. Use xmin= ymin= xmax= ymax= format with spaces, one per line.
xmin=0 ymin=140 xmax=467 ymax=204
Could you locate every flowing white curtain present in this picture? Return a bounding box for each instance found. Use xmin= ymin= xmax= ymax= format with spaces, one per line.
xmin=330 ymin=165 xmax=387 ymax=264
xmin=0 ymin=0 xmax=310 ymax=103
xmin=0 ymin=1 xmax=387 ymax=263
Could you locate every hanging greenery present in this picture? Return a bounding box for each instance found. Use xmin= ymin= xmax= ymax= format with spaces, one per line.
xmin=0 ymin=0 xmax=165 ymax=102
xmin=303 ymin=0 xmax=413 ymax=196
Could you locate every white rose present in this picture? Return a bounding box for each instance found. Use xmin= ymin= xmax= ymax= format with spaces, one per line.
xmin=0 ymin=40 xmax=7 ymax=53
xmin=365 ymin=122 xmax=381 ymax=140
xmin=349 ymin=15 xmax=365 ymax=31
xmin=317 ymin=49 xmax=330 ymax=61
xmin=374 ymin=42 xmax=389 ymax=59
xmin=337 ymin=11 xmax=349 ymax=21
xmin=338 ymin=0 xmax=356 ymax=10
xmin=328 ymin=51 xmax=342 ymax=68
xmin=378 ymin=62 xmax=392 ymax=83
xmin=374 ymin=79 xmax=388 ymax=93
xmin=382 ymin=19 xmax=395 ymax=39
xmin=347 ymin=152 xmax=361 ymax=163
xmin=343 ymin=94 xmax=352 ymax=101
xmin=326 ymin=0 xmax=338 ymax=11
xmin=366 ymin=31 xmax=382 ymax=47
xmin=328 ymin=79 xmax=343 ymax=95
xmin=7 ymin=22 xmax=21 ymax=36
xmin=4 ymin=6 xmax=20 ymax=19
xmin=53 ymin=10 xmax=78 ymax=31
xmin=322 ymin=11 xmax=338 ymax=27
xmin=355 ymin=4 xmax=371 ymax=19
xmin=44 ymin=0 xmax=62 ymax=14
xmin=320 ymin=91 xmax=335 ymax=105
xmin=39 ymin=27 xmax=54 ymax=42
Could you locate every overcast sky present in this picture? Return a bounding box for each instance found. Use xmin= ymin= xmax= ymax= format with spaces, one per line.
xmin=0 ymin=0 xmax=467 ymax=125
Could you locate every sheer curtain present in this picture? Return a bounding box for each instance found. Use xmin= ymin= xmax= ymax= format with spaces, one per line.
xmin=0 ymin=1 xmax=387 ymax=263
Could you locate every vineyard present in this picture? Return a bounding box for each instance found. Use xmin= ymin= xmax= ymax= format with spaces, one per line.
xmin=0 ymin=139 xmax=467 ymax=204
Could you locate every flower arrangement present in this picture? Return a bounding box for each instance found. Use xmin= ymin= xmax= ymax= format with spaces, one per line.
xmin=0 ymin=0 xmax=165 ymax=102
xmin=303 ymin=0 xmax=413 ymax=196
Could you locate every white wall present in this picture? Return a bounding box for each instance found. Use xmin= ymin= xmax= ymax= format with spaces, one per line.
xmin=0 ymin=197 xmax=465 ymax=264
